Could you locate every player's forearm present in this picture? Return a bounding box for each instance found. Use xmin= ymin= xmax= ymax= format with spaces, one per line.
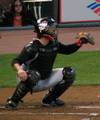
xmin=58 ymin=43 xmax=81 ymax=54
xmin=13 ymin=63 xmax=23 ymax=72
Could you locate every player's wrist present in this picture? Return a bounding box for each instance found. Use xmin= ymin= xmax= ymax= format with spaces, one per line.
xmin=75 ymin=39 xmax=82 ymax=47
xmin=17 ymin=68 xmax=22 ymax=71
xmin=14 ymin=63 xmax=23 ymax=72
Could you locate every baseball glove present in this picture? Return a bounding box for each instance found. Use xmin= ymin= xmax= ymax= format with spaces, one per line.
xmin=76 ymin=32 xmax=95 ymax=45
xmin=26 ymin=70 xmax=41 ymax=94
xmin=27 ymin=70 xmax=41 ymax=85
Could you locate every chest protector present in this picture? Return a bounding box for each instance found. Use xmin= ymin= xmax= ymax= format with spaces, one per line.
xmin=27 ymin=40 xmax=59 ymax=79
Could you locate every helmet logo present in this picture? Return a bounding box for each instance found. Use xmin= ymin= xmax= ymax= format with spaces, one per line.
xmin=38 ymin=20 xmax=48 ymax=32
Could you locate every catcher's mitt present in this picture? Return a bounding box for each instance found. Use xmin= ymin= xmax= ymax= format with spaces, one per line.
xmin=27 ymin=70 xmax=41 ymax=86
xmin=76 ymin=32 xmax=95 ymax=45
xmin=25 ymin=70 xmax=41 ymax=94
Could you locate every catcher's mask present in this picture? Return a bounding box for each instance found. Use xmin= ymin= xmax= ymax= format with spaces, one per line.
xmin=34 ymin=17 xmax=57 ymax=40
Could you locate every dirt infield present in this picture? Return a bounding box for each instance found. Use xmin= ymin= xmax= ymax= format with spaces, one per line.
xmin=0 ymin=86 xmax=100 ymax=120
xmin=0 ymin=27 xmax=100 ymax=120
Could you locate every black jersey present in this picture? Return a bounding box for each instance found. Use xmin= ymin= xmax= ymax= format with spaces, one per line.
xmin=12 ymin=39 xmax=80 ymax=79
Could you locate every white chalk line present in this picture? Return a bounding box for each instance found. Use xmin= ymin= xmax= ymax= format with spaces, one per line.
xmin=75 ymin=105 xmax=100 ymax=109
xmin=0 ymin=111 xmax=99 ymax=116
xmin=0 ymin=105 xmax=100 ymax=117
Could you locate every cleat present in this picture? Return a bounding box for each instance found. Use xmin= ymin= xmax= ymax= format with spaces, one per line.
xmin=5 ymin=99 xmax=18 ymax=110
xmin=42 ymin=98 xmax=65 ymax=107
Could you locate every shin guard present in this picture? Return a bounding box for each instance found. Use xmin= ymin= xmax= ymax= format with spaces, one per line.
xmin=43 ymin=67 xmax=75 ymax=102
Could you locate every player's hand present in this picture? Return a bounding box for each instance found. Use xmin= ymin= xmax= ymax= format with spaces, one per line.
xmin=17 ymin=69 xmax=28 ymax=81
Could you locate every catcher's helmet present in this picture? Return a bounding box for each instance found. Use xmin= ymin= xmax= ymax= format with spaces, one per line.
xmin=34 ymin=17 xmax=57 ymax=40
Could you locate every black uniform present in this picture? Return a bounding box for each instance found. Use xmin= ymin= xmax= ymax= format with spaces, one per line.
xmin=12 ymin=39 xmax=80 ymax=79
xmin=5 ymin=16 xmax=94 ymax=108
xmin=5 ymin=38 xmax=80 ymax=108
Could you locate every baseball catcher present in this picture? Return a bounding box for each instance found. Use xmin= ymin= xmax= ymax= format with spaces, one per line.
xmin=5 ymin=17 xmax=95 ymax=109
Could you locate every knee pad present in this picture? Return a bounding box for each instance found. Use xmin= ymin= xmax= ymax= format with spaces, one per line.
xmin=62 ymin=66 xmax=75 ymax=83
xmin=43 ymin=67 xmax=75 ymax=100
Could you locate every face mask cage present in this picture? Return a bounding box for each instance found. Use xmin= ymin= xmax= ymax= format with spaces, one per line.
xmin=37 ymin=17 xmax=57 ymax=35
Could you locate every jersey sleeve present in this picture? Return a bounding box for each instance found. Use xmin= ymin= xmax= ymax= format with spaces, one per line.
xmin=12 ymin=41 xmax=38 ymax=66
xmin=58 ymin=42 xmax=81 ymax=54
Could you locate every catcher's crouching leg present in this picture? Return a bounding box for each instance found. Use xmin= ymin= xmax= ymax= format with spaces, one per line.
xmin=42 ymin=67 xmax=75 ymax=107
xmin=5 ymin=70 xmax=41 ymax=109
xmin=5 ymin=81 xmax=30 ymax=109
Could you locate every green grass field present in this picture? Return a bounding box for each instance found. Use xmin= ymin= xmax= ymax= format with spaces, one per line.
xmin=0 ymin=51 xmax=100 ymax=87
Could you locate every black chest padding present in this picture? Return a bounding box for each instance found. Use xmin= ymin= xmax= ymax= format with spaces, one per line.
xmin=29 ymin=40 xmax=58 ymax=79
